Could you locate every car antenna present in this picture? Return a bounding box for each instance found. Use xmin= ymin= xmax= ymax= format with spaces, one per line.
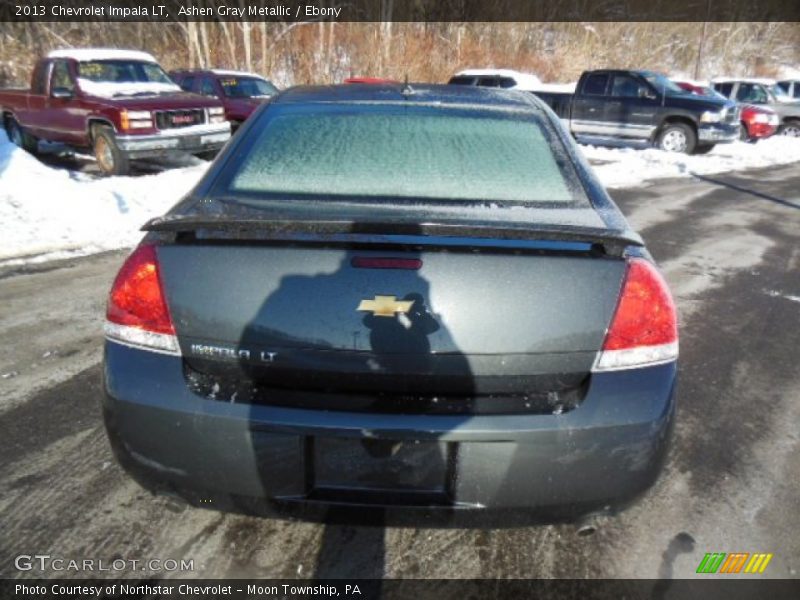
xmin=401 ymin=74 xmax=414 ymax=97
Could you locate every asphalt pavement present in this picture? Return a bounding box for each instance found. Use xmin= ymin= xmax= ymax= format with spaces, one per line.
xmin=1 ymin=163 xmax=799 ymax=581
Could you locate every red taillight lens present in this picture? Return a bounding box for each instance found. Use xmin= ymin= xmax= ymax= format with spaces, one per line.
xmin=594 ymin=258 xmax=678 ymax=371
xmin=107 ymin=244 xmax=174 ymax=335
xmin=351 ymin=257 xmax=422 ymax=270
xmin=604 ymin=259 xmax=677 ymax=350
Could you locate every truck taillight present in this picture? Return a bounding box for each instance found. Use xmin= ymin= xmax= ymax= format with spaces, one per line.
xmin=593 ymin=258 xmax=678 ymax=371
xmin=105 ymin=244 xmax=179 ymax=355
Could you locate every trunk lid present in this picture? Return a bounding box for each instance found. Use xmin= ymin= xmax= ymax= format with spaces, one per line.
xmin=157 ymin=240 xmax=626 ymax=399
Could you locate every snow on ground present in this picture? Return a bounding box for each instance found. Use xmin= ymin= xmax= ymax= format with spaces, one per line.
xmin=583 ymin=135 xmax=800 ymax=188
xmin=0 ymin=131 xmax=206 ymax=266
xmin=1 ymin=130 xmax=800 ymax=265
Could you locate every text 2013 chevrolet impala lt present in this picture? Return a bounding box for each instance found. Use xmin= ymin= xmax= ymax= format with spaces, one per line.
xmin=102 ymin=84 xmax=678 ymax=516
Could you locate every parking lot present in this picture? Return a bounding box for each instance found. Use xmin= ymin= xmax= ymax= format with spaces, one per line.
xmin=0 ymin=162 xmax=798 ymax=580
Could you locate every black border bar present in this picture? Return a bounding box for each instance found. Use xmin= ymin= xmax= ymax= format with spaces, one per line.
xmin=2 ymin=0 xmax=800 ymax=22
xmin=3 ymin=578 xmax=800 ymax=600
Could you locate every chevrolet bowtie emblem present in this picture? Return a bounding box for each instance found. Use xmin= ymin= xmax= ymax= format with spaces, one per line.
xmin=357 ymin=295 xmax=415 ymax=317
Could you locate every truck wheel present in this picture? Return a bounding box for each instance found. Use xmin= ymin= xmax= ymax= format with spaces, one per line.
xmin=779 ymin=120 xmax=800 ymax=137
xmin=6 ymin=117 xmax=39 ymax=154
xmin=656 ymin=122 xmax=696 ymax=154
xmin=93 ymin=126 xmax=130 ymax=176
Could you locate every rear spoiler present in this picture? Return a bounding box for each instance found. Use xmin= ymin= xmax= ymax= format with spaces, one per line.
xmin=143 ymin=216 xmax=643 ymax=257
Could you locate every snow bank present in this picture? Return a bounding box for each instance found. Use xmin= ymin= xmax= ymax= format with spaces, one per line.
xmin=0 ymin=131 xmax=205 ymax=266
xmin=584 ymin=136 xmax=800 ymax=188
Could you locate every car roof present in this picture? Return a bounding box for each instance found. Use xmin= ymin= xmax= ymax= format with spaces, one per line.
xmin=271 ymin=83 xmax=544 ymax=112
xmin=712 ymin=77 xmax=777 ymax=85
xmin=211 ymin=69 xmax=267 ymax=79
xmin=344 ymin=77 xmax=399 ymax=84
xmin=453 ymin=69 xmax=542 ymax=88
xmin=671 ymin=77 xmax=711 ymax=87
xmin=455 ymin=68 xmax=539 ymax=78
xmin=171 ymin=69 xmax=267 ymax=79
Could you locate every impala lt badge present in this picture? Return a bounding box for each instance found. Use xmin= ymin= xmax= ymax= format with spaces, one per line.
xmin=357 ymin=295 xmax=415 ymax=317
xmin=190 ymin=343 xmax=277 ymax=363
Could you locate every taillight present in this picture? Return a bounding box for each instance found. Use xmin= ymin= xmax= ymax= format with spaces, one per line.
xmin=104 ymin=244 xmax=179 ymax=355
xmin=593 ymin=258 xmax=678 ymax=371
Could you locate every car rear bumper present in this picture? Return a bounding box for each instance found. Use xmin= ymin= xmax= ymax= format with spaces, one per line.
xmin=103 ymin=341 xmax=676 ymax=512
xmin=698 ymin=122 xmax=738 ymax=144
xmin=115 ymin=123 xmax=231 ymax=158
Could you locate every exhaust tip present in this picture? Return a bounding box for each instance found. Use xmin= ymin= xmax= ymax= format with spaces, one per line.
xmin=575 ymin=506 xmax=613 ymax=537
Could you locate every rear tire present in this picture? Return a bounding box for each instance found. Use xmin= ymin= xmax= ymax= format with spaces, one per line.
xmin=93 ymin=126 xmax=130 ymax=176
xmin=656 ymin=122 xmax=696 ymax=154
xmin=779 ymin=120 xmax=800 ymax=137
xmin=5 ymin=116 xmax=38 ymax=154
xmin=693 ymin=144 xmax=715 ymax=155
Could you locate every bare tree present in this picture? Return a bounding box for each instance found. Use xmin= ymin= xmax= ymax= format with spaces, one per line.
xmin=1 ymin=21 xmax=799 ymax=88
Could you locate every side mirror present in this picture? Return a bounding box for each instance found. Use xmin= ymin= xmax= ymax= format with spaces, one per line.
xmin=51 ymin=87 xmax=73 ymax=100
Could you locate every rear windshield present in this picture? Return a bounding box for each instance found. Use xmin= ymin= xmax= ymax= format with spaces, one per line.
xmin=219 ymin=107 xmax=585 ymax=205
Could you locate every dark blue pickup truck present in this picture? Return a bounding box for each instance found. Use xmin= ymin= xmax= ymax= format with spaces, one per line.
xmin=454 ymin=69 xmax=739 ymax=155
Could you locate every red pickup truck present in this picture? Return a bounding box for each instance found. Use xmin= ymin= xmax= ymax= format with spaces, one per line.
xmin=0 ymin=48 xmax=231 ymax=175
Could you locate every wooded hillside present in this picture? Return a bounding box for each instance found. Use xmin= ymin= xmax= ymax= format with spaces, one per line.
xmin=1 ymin=22 xmax=798 ymax=87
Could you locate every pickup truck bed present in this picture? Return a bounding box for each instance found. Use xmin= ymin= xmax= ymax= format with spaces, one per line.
xmin=531 ymin=91 xmax=573 ymax=120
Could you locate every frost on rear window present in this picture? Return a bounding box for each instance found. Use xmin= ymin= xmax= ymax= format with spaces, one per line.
xmin=228 ymin=112 xmax=579 ymax=204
